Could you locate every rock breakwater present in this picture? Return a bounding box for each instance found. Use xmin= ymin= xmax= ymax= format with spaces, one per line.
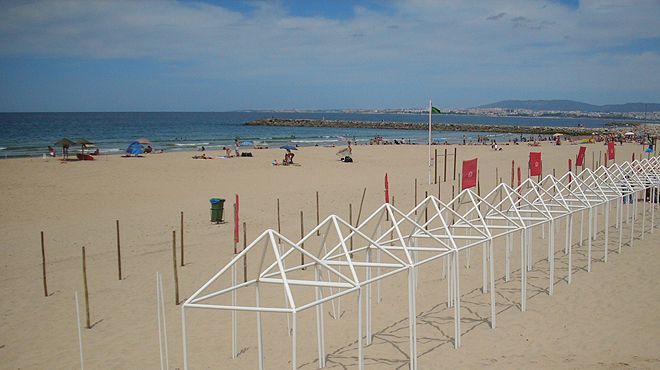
xmin=245 ymin=118 xmax=607 ymax=136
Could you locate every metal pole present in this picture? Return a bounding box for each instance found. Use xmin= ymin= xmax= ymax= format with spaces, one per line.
xmin=489 ymin=240 xmax=496 ymax=329
xmin=604 ymin=201 xmax=609 ymax=262
xmin=548 ymin=220 xmax=555 ymax=295
xmin=182 ymin=307 xmax=189 ymax=370
xmin=587 ymin=207 xmax=592 ymax=272
xmin=74 ymin=291 xmax=85 ymax=370
xmin=256 ymin=284 xmax=264 ymax=370
xmin=568 ymin=214 xmax=573 ymax=284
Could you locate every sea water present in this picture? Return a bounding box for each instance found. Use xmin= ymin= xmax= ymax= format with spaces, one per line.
xmin=0 ymin=111 xmax=612 ymax=158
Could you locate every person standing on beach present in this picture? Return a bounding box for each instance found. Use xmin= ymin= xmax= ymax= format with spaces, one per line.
xmin=234 ymin=139 xmax=241 ymax=157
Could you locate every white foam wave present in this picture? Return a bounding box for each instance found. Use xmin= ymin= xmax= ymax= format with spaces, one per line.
xmin=175 ymin=142 xmax=210 ymax=147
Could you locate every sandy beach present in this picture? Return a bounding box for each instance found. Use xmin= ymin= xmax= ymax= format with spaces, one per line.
xmin=1 ymin=141 xmax=658 ymax=369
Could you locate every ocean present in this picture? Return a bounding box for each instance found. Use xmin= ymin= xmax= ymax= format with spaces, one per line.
xmin=0 ymin=112 xmax=613 ymax=158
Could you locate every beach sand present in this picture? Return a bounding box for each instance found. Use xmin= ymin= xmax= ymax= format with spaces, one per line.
xmin=0 ymin=141 xmax=658 ymax=369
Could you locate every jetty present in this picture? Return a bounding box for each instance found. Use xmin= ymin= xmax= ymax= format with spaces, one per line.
xmin=246 ymin=118 xmax=612 ymax=136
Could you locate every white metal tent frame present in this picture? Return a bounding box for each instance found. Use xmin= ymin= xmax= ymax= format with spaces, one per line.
xmin=182 ymin=157 xmax=659 ymax=370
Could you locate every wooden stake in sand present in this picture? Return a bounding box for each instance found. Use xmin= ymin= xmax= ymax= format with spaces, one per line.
xmin=81 ymin=246 xmax=91 ymax=328
xmin=299 ymin=212 xmax=305 ymax=267
xmin=510 ymin=160 xmax=515 ymax=187
xmin=243 ymin=222 xmax=248 ymax=282
xmin=434 ymin=149 xmax=438 ymax=184
xmin=349 ymin=204 xmax=353 ymax=253
xmin=232 ymin=199 xmax=240 ymax=255
xmin=444 ymin=148 xmax=448 ymax=182
xmin=41 ymin=231 xmax=48 ymax=297
xmin=276 ymin=198 xmax=281 ymax=234
xmin=316 ymin=191 xmax=320 ymax=236
xmin=180 ymin=211 xmax=185 ymax=267
xmin=116 ymin=220 xmax=122 ymax=280
xmin=414 ymin=178 xmax=418 ymax=214
xmin=171 ymin=231 xmax=179 ymax=305
xmin=453 ymin=147 xmax=457 ymax=181
xmin=356 ymin=187 xmax=367 ymax=226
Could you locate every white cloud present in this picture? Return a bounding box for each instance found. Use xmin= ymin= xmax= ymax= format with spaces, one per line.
xmin=0 ymin=0 xmax=658 ymax=108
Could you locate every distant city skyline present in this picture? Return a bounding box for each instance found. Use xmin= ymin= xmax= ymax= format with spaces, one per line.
xmin=1 ymin=0 xmax=659 ymax=112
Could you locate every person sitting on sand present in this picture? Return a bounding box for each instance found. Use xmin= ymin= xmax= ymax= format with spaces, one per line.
xmin=48 ymin=145 xmax=56 ymax=157
xmin=223 ymin=146 xmax=232 ymax=157
xmin=283 ymin=149 xmax=295 ymax=165
xmin=144 ymin=145 xmax=153 ymax=154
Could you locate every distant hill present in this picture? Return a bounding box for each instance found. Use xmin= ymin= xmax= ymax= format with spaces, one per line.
xmin=477 ymin=100 xmax=660 ymax=113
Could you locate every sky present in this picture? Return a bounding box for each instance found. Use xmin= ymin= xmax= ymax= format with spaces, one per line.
xmin=0 ymin=0 xmax=659 ymax=112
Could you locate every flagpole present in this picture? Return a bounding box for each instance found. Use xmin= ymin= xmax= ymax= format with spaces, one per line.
xmin=428 ymin=99 xmax=432 ymax=185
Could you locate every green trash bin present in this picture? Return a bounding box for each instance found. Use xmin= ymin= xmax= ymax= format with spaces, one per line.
xmin=210 ymin=198 xmax=225 ymax=223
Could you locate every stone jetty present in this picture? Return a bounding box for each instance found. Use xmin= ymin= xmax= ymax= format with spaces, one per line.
xmin=245 ymin=118 xmax=610 ymax=136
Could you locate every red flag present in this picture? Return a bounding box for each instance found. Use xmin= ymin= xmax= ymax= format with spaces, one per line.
xmin=568 ymin=159 xmax=572 ymax=183
xmin=517 ymin=166 xmax=521 ymax=187
xmin=607 ymin=141 xmax=615 ymax=160
xmin=234 ymin=193 xmax=240 ymax=243
xmin=576 ymin=146 xmax=586 ymax=167
xmin=529 ymin=152 xmax=542 ymax=177
xmin=462 ymin=158 xmax=478 ymax=190
xmin=384 ymin=173 xmax=390 ymax=203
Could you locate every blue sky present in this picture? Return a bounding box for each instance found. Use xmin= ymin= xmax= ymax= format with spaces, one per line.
xmin=0 ymin=0 xmax=659 ymax=112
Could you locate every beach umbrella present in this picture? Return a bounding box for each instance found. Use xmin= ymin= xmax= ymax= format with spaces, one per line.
xmin=240 ymin=140 xmax=254 ymax=146
xmin=54 ymin=138 xmax=76 ymax=159
xmin=279 ymin=145 xmax=297 ymax=151
xmin=553 ymin=133 xmax=563 ymax=137
xmin=76 ymin=139 xmax=94 ymax=155
xmin=624 ymin=132 xmax=635 ymax=136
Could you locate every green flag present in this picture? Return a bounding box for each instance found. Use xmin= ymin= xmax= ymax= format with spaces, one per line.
xmin=431 ymin=106 xmax=441 ymax=114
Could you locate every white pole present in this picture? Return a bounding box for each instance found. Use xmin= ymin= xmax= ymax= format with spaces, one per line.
xmin=520 ymin=230 xmax=527 ymax=312
xmin=542 ymin=223 xmax=545 ymax=239
xmin=158 ymin=273 xmax=169 ymax=370
xmin=428 ymin=99 xmax=432 ymax=185
xmin=453 ymin=251 xmax=461 ymax=349
xmin=256 ymin=284 xmax=264 ymax=370
xmin=366 ymin=247 xmax=372 ymax=345
xmin=580 ymin=210 xmax=584 ymax=247
xmin=616 ymin=194 xmax=620 ymax=229
xmin=292 ymin=312 xmax=297 ymax=370
xmin=604 ymin=201 xmax=609 ymax=262
xmin=156 ymin=273 xmax=169 ymax=370
xmin=488 ymin=240 xmax=496 ymax=329
xmin=358 ymin=289 xmax=364 ymax=370
xmin=626 ymin=193 xmax=630 ymax=224
xmin=505 ymin=233 xmax=511 ymax=282
xmin=74 ymin=291 xmax=85 ymax=370
xmin=568 ymin=214 xmax=573 ymax=285
xmin=232 ymin=265 xmax=237 ymax=357
xmin=482 ymin=243 xmax=488 ymax=293
xmin=548 ymin=220 xmax=555 ymax=296
xmin=587 ymin=207 xmax=592 ymax=272
xmin=619 ymin=197 xmax=624 ymax=253
xmin=564 ymin=215 xmax=570 ymax=255
xmin=447 ymin=253 xmax=453 ymax=308
xmin=407 ymin=268 xmax=417 ymax=369
xmin=642 ymin=190 xmax=646 ymax=239
xmin=631 ymin=193 xmax=636 ymax=248
xmin=182 ymin=307 xmax=189 ymax=370
xmin=652 ymin=186 xmax=655 ymax=233
xmin=314 ymin=268 xmax=325 ymax=368
xmin=593 ymin=205 xmax=598 ymax=241
xmin=527 ymin=228 xmax=533 ymax=272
